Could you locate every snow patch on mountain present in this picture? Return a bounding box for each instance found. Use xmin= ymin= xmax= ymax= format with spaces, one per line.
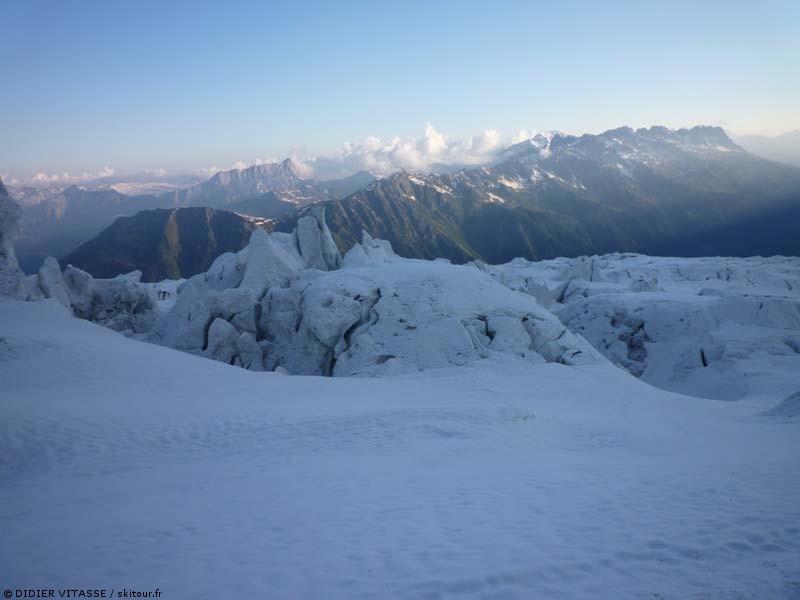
xmin=497 ymin=176 xmax=524 ymax=190
xmin=486 ymin=192 xmax=506 ymax=204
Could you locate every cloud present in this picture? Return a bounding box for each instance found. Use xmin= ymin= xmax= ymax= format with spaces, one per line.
xmin=510 ymin=128 xmax=535 ymax=144
xmin=18 ymin=166 xmax=116 ymax=186
xmin=17 ymin=124 xmax=554 ymax=186
xmin=195 ymin=125 xmax=536 ymax=181
xmin=307 ymin=123 xmax=512 ymax=180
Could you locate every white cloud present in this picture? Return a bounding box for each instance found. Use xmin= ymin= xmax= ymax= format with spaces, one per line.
xmin=18 ymin=166 xmax=116 ymax=186
xmin=31 ymin=172 xmax=59 ymax=184
xmin=195 ymin=125 xmax=533 ymax=181
xmin=510 ymin=128 xmax=534 ymax=144
xmin=94 ymin=166 xmax=115 ymax=178
xmin=308 ymin=123 xmax=511 ymax=179
xmin=17 ymin=125 xmax=554 ymax=186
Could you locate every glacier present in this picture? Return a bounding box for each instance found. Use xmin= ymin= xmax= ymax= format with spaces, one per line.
xmin=1 ymin=296 xmax=799 ymax=598
xmin=2 ymin=185 xmax=800 ymax=598
xmin=480 ymin=253 xmax=800 ymax=402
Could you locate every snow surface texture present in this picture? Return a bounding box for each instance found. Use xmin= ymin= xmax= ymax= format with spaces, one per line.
xmin=765 ymin=390 xmax=800 ymax=419
xmin=148 ymin=219 xmax=601 ymax=375
xmin=480 ymin=254 xmax=800 ymax=402
xmin=1 ymin=298 xmax=799 ymax=598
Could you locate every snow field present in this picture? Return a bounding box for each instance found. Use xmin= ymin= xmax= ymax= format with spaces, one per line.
xmin=2 ymin=299 xmax=799 ymax=598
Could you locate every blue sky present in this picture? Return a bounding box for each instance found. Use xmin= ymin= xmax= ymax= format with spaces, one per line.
xmin=1 ymin=0 xmax=798 ymax=180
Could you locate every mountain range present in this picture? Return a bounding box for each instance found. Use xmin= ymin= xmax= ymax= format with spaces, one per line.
xmin=162 ymin=159 xmax=373 ymax=209
xmin=12 ymin=159 xmax=372 ymax=272
xmin=13 ymin=125 xmax=800 ymax=280
xmin=283 ymin=126 xmax=800 ymax=262
xmin=734 ymin=130 xmax=800 ymax=167
xmin=16 ymin=186 xmax=170 ymax=273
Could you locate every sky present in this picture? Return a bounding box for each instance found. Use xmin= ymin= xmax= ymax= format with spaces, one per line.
xmin=1 ymin=0 xmax=799 ymax=182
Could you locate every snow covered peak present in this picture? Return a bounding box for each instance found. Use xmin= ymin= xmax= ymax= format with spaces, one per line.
xmin=489 ymin=124 xmax=750 ymax=178
xmin=280 ymin=157 xmax=315 ymax=180
xmin=676 ymin=125 xmax=740 ymax=150
xmin=168 ymin=157 xmax=329 ymax=208
xmin=624 ymin=124 xmax=734 ymax=148
xmin=227 ymin=158 xmax=315 ymax=183
xmin=496 ymin=131 xmax=560 ymax=162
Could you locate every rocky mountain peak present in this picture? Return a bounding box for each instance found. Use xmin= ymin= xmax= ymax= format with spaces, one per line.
xmin=679 ymin=125 xmax=739 ymax=150
xmin=280 ymin=157 xmax=314 ymax=180
xmin=496 ymin=132 xmax=560 ymax=162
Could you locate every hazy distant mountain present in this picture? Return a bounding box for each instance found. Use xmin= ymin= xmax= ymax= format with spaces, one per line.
xmin=164 ymin=158 xmax=374 ymax=208
xmin=14 ymin=162 xmax=374 ymax=272
xmin=315 ymin=171 xmax=376 ymax=198
xmin=64 ymin=207 xmax=269 ymax=281
xmin=17 ymin=186 xmax=173 ymax=273
xmin=20 ymin=125 xmax=800 ymax=278
xmin=90 ymin=172 xmax=204 ymax=196
xmin=8 ymin=172 xmax=203 ymax=206
xmin=282 ymin=126 xmax=800 ymax=262
xmin=5 ymin=184 xmax=69 ymax=208
xmin=223 ymin=171 xmax=376 ymax=218
xmin=734 ymin=131 xmax=800 ymax=167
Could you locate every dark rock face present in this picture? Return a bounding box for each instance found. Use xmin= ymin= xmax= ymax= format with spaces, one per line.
xmin=64 ymin=207 xmax=270 ymax=281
